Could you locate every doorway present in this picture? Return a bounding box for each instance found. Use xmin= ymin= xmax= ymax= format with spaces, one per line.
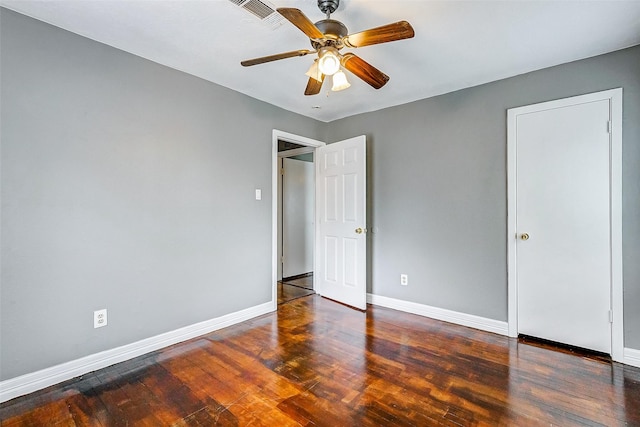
xmin=271 ymin=130 xmax=368 ymax=311
xmin=507 ymin=88 xmax=623 ymax=361
xmin=271 ymin=130 xmax=325 ymax=308
xmin=278 ymin=144 xmax=315 ymax=304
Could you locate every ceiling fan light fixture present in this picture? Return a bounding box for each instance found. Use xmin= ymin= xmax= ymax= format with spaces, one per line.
xmin=331 ymin=70 xmax=350 ymax=91
xmin=305 ymin=60 xmax=323 ymax=82
xmin=241 ymin=3 xmax=414 ymax=96
xmin=317 ymin=47 xmax=340 ymax=76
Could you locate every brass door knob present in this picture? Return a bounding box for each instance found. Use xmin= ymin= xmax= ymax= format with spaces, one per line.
xmin=520 ymin=233 xmax=530 ymax=241
xmin=355 ymin=227 xmax=364 ymax=234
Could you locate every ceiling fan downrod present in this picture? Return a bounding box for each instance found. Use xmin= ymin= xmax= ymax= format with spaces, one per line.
xmin=318 ymin=0 xmax=339 ymax=19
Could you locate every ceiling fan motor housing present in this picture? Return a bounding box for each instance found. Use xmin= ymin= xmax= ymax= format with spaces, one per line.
xmin=312 ymin=19 xmax=348 ymax=49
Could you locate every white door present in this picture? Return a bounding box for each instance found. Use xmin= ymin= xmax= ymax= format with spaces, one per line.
xmin=283 ymin=158 xmax=314 ymax=278
xmin=315 ymin=135 xmax=367 ymax=310
xmin=511 ymin=95 xmax=616 ymax=354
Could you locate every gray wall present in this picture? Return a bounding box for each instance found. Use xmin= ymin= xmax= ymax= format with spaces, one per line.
xmin=324 ymin=45 xmax=640 ymax=348
xmin=0 ymin=9 xmax=323 ymax=380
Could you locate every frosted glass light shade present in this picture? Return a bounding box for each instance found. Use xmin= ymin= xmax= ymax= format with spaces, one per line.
xmin=318 ymin=48 xmax=340 ymax=76
xmin=331 ymin=70 xmax=350 ymax=91
xmin=305 ymin=60 xmax=322 ymax=82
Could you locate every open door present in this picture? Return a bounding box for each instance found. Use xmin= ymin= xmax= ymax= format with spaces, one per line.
xmin=315 ymin=135 xmax=367 ymax=310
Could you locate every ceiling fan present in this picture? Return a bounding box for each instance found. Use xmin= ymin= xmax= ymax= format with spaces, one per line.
xmin=241 ymin=0 xmax=415 ymax=95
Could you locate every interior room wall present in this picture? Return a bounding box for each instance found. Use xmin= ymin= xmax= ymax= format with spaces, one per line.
xmin=0 ymin=8 xmax=323 ymax=380
xmin=324 ymin=44 xmax=640 ymax=349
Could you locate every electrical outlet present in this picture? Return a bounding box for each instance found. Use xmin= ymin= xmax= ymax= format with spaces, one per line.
xmin=400 ymin=274 xmax=408 ymax=286
xmin=94 ymin=309 xmax=107 ymax=328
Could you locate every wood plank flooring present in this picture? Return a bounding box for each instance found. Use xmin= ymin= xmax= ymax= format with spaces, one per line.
xmin=281 ymin=276 xmax=313 ymax=291
xmin=278 ymin=274 xmax=314 ymax=305
xmin=2 ymin=295 xmax=639 ymax=426
xmin=277 ymin=283 xmax=314 ymax=305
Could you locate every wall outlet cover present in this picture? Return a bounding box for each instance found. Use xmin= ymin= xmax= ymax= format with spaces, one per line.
xmin=94 ymin=309 xmax=108 ymax=328
xmin=400 ymin=274 xmax=408 ymax=286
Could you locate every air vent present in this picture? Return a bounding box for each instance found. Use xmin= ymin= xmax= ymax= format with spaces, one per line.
xmin=242 ymin=0 xmax=275 ymax=19
xmin=228 ymin=0 xmax=284 ymax=28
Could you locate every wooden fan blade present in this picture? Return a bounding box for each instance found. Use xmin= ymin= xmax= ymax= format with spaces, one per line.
xmin=305 ymin=74 xmax=325 ymax=95
xmin=343 ymin=21 xmax=414 ymax=48
xmin=277 ymin=8 xmax=325 ymax=40
xmin=341 ymin=53 xmax=389 ymax=89
xmin=241 ymin=49 xmax=314 ymax=67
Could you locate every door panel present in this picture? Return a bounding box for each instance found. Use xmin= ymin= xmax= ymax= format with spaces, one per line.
xmin=515 ymin=99 xmax=612 ymax=353
xmin=325 ymin=236 xmax=338 ymax=282
xmin=316 ymin=136 xmax=366 ymax=310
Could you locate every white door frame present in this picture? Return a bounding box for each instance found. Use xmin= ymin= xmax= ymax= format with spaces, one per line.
xmin=506 ymin=88 xmax=623 ymax=362
xmin=271 ymin=129 xmax=325 ymax=310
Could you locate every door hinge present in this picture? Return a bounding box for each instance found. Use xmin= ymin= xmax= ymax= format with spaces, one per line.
xmin=280 ymin=168 xmax=285 ymax=176
xmin=607 ymin=120 xmax=612 ymax=134
xmin=281 ymin=256 xmax=284 ymax=263
xmin=609 ymin=310 xmax=614 ymax=323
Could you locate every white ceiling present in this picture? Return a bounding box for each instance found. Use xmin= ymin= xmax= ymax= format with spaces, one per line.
xmin=2 ymin=0 xmax=640 ymax=122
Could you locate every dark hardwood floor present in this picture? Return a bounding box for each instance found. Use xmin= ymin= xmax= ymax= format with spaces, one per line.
xmin=277 ymin=283 xmax=314 ymax=305
xmin=2 ymin=295 xmax=639 ymax=426
xmin=282 ymin=275 xmax=313 ymax=291
xmin=278 ymin=274 xmax=314 ymax=305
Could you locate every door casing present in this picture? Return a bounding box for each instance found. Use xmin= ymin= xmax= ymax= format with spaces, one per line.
xmin=506 ymin=88 xmax=623 ymax=361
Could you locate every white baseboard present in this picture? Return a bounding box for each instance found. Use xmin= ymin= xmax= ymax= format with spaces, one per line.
xmin=367 ymin=293 xmax=509 ymax=336
xmin=0 ymin=301 xmax=274 ymax=403
xmin=624 ymin=347 xmax=640 ymax=368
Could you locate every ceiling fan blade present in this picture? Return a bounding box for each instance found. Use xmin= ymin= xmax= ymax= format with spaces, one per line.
xmin=305 ymin=74 xmax=325 ymax=95
xmin=241 ymin=49 xmax=315 ymax=67
xmin=277 ymin=8 xmax=325 ymax=40
xmin=343 ymin=21 xmax=415 ymax=48
xmin=341 ymin=53 xmax=389 ymax=89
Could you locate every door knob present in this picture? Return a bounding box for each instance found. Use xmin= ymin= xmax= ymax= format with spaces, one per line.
xmin=520 ymin=233 xmax=530 ymax=241
xmin=355 ymin=227 xmax=364 ymax=234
